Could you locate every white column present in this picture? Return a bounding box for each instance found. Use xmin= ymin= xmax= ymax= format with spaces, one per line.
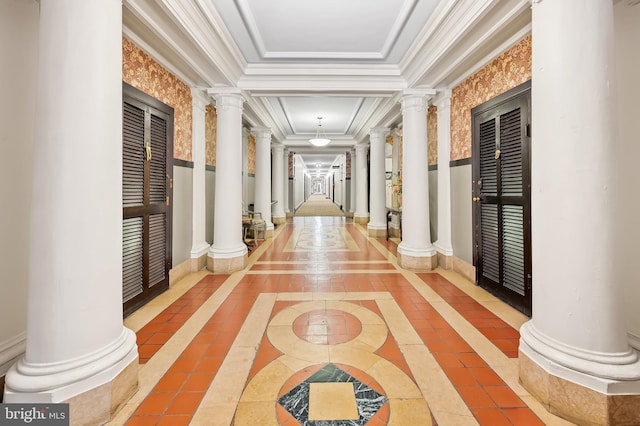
xmin=397 ymin=90 xmax=437 ymax=270
xmin=253 ymin=127 xmax=274 ymax=234
xmin=433 ymin=91 xmax=453 ymax=266
xmin=190 ymin=88 xmax=211 ymax=268
xmin=354 ymin=143 xmax=369 ymax=223
xmin=242 ymin=127 xmax=249 ymax=213
xmin=207 ymin=89 xmax=247 ymax=272
xmin=520 ymin=1 xmax=640 ymax=420
xmin=368 ymin=127 xmax=389 ymax=237
xmin=4 ymin=0 xmax=137 ymax=408
xmin=283 ymin=148 xmax=290 ymax=214
xmin=271 ymin=143 xmax=286 ymax=224
xmin=349 ymin=148 xmax=356 ymax=213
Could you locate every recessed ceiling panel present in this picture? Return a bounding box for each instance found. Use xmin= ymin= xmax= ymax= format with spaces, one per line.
xmin=270 ymin=96 xmax=365 ymax=135
xmin=213 ymin=0 xmax=439 ymax=63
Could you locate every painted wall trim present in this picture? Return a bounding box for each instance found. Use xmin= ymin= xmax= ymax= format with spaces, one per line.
xmin=206 ymin=165 xmax=216 ymax=172
xmin=248 ymin=173 xmax=256 ymax=178
xmin=0 ymin=332 xmax=26 ymax=376
xmin=174 ymin=159 xmax=194 ymax=168
xmin=428 ymin=164 xmax=437 ymax=171
xmin=450 ymin=158 xmax=472 ymax=168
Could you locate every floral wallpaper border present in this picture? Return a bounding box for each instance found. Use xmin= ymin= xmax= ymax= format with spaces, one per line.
xmin=122 ymin=37 xmax=193 ymax=161
xmin=450 ymin=35 xmax=532 ymax=161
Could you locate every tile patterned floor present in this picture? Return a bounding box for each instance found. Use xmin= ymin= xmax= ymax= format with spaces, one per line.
xmin=111 ymin=217 xmax=576 ymax=426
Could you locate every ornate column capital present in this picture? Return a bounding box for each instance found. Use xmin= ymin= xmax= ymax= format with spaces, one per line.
xmin=433 ymin=89 xmax=452 ymax=109
xmin=369 ymin=127 xmax=390 ymax=141
xmin=400 ymin=89 xmax=436 ymax=114
xmin=190 ymin=87 xmax=209 ymax=111
xmin=355 ymin=143 xmax=369 ymax=155
xmin=207 ymin=87 xmax=244 ymax=113
xmin=252 ymin=126 xmax=272 ymax=141
xmin=272 ymin=143 xmax=284 ymax=155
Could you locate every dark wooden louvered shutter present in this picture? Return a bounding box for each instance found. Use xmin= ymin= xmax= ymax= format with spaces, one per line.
xmin=122 ymin=83 xmax=173 ymax=317
xmin=472 ymin=81 xmax=531 ymax=315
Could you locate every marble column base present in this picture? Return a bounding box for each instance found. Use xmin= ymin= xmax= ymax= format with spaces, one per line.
xmin=272 ymin=216 xmax=286 ymax=225
xmin=354 ymin=214 xmax=370 ymax=224
xmin=437 ymin=252 xmax=453 ymax=270
xmin=387 ymin=223 xmax=401 ymax=238
xmin=519 ymin=351 xmax=640 ymax=425
xmin=397 ymin=251 xmax=437 ymax=271
xmin=190 ymin=252 xmax=208 ymax=273
xmin=207 ymin=253 xmax=248 ymax=273
xmin=64 ymin=358 xmax=138 ymax=426
xmin=367 ymin=223 xmax=387 ymax=239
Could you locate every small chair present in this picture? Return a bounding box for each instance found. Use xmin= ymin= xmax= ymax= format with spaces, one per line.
xmin=246 ymin=211 xmax=266 ymax=245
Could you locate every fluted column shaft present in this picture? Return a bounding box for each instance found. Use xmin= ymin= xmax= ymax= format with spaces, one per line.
xmin=433 ymin=92 xmax=453 ymax=263
xmin=397 ymin=91 xmax=437 ymax=270
xmin=190 ymin=88 xmax=211 ymax=265
xmin=4 ymin=0 xmax=138 ymax=407
xmin=354 ymin=144 xmax=369 ymax=223
xmin=271 ymin=144 xmax=286 ymax=224
xmin=520 ymin=0 xmax=640 ymax=401
xmin=368 ymin=128 xmax=389 ymax=237
xmin=253 ymin=127 xmax=274 ymax=233
xmin=207 ymin=90 xmax=247 ymax=272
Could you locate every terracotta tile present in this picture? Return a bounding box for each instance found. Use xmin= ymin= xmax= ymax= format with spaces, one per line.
xmin=432 ymin=353 xmax=463 ymax=368
xmin=125 ymin=415 xmax=160 ymax=425
xmin=156 ymin=415 xmax=191 ymax=426
xmin=165 ymin=392 xmax=205 ymax=415
xmin=181 ymin=373 xmax=215 ymax=392
xmin=484 ymin=386 xmax=526 ymax=407
xmin=136 ymin=332 xmax=154 ymax=345
xmin=458 ymin=353 xmax=487 ymax=368
xmin=181 ymin=343 xmax=210 ymax=358
xmin=444 ymin=367 xmax=478 ymax=387
xmin=503 ymin=407 xmax=545 ymax=425
xmin=168 ymin=357 xmax=200 ymax=373
xmin=426 ymin=340 xmax=453 ymax=353
xmin=447 ymin=339 xmax=474 ymax=353
xmin=154 ymin=373 xmax=189 ymax=393
xmin=138 ymin=344 xmax=162 ymax=360
xmin=457 ymin=386 xmax=496 ymax=408
xmin=134 ymin=393 xmax=175 ymax=415
xmin=194 ymin=356 xmax=224 ymax=373
xmin=472 ymin=408 xmax=512 ymax=426
xmin=469 ymin=368 xmax=504 ymax=386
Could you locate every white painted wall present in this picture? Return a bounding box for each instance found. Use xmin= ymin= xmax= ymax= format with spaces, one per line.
xmin=293 ymin=155 xmax=305 ymax=209
xmin=614 ymin=2 xmax=640 ymax=350
xmin=0 ymin=0 xmax=39 ymax=375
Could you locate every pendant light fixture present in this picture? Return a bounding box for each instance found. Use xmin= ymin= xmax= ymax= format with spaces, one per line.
xmin=309 ymin=116 xmax=331 ymax=147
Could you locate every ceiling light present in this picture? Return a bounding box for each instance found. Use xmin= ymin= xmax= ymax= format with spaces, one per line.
xmin=309 ymin=117 xmax=331 ymax=147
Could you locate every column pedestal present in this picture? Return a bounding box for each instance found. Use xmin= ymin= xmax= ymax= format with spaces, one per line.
xmin=272 ymin=144 xmax=286 ymax=225
xmin=433 ymin=91 xmax=454 ymax=270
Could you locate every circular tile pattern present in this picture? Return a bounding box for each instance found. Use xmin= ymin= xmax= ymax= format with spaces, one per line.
xmin=292 ymin=309 xmax=363 ymax=345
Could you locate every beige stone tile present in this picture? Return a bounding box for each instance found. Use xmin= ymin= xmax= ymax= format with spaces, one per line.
xmin=234 ymin=401 xmax=280 ymax=426
xmin=549 ymin=374 xmax=607 ymax=425
xmin=387 ymin=398 xmax=432 ymax=426
xmin=351 ymin=324 xmax=388 ymax=351
xmin=190 ymin=403 xmax=239 ymax=426
xmin=429 ymin=411 xmax=479 ymax=426
xmin=234 ymin=293 xmax=277 ymax=347
xmin=277 ymin=355 xmax=315 ymax=373
xmin=329 ymin=346 xmax=380 ymax=371
xmin=309 ymin=382 xmax=358 ymax=420
xmin=276 ymin=292 xmax=313 ymax=301
xmin=376 ymin=299 xmax=423 ymax=345
xmin=349 ymin=305 xmax=387 ymax=325
xmin=402 ymin=344 xmax=475 ymax=420
xmin=240 ymin=359 xmax=293 ymax=403
xmin=366 ymin=358 xmax=423 ymax=399
xmin=268 ymin=309 xmax=304 ymax=327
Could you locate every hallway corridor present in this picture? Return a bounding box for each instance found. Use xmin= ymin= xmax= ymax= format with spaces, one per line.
xmin=111 ymin=218 xmax=571 ymax=426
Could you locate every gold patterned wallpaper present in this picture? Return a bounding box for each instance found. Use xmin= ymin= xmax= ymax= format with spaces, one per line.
xmin=248 ymin=134 xmax=256 ymax=174
xmin=122 ymin=38 xmax=193 ymax=161
xmin=205 ymin=104 xmax=217 ymax=166
xmin=398 ymin=126 xmax=403 ymax=176
xmin=427 ymin=105 xmax=438 ymax=166
xmin=345 ymin=152 xmax=351 ymax=178
xmin=450 ymin=35 xmax=532 ymax=161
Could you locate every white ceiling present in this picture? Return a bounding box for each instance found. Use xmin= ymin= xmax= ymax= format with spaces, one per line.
xmin=123 ymin=0 xmax=532 ymax=170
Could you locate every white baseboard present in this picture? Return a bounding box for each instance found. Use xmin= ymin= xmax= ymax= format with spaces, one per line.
xmin=0 ymin=332 xmax=26 ymax=376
